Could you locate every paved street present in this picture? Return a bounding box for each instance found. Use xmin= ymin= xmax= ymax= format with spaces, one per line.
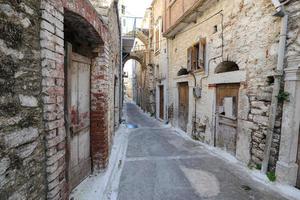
xmin=117 ymin=103 xmax=287 ymax=200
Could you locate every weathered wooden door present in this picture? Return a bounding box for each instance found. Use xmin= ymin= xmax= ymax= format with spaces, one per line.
xmin=216 ymin=84 xmax=240 ymax=155
xmin=178 ymin=82 xmax=189 ymax=132
xmin=66 ymin=44 xmax=91 ymax=190
xmin=297 ymin=127 xmax=300 ymax=188
xmin=159 ymin=85 xmax=164 ymax=120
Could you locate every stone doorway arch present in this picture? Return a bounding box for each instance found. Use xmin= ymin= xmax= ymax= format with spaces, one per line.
xmin=40 ymin=0 xmax=110 ymax=198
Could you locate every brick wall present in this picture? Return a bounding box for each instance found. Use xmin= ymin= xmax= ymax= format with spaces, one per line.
xmin=40 ymin=1 xmax=67 ymax=199
xmin=40 ymin=0 xmax=115 ymax=197
xmin=0 ymin=1 xmax=47 ymax=199
xmin=91 ymin=44 xmax=110 ymax=170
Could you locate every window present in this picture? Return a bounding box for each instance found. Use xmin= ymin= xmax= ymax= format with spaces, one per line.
xmin=199 ymin=38 xmax=206 ymax=69
xmin=121 ymin=5 xmax=125 ymax=15
xmin=187 ymin=38 xmax=206 ymax=71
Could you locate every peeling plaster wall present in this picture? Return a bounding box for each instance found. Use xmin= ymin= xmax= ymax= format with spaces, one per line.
xmin=0 ymin=1 xmax=47 ymax=199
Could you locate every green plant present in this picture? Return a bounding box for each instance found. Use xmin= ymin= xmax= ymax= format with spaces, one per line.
xmin=266 ymin=171 xmax=276 ymax=182
xmin=255 ymin=163 xmax=262 ymax=170
xmin=192 ymin=134 xmax=199 ymax=141
xmin=277 ymin=90 xmax=290 ymax=102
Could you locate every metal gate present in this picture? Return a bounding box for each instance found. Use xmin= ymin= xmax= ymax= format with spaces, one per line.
xmin=66 ymin=44 xmax=91 ymax=190
xmin=159 ymin=85 xmax=164 ymax=120
xmin=178 ymin=82 xmax=189 ymax=132
xmin=216 ymin=84 xmax=240 ymax=155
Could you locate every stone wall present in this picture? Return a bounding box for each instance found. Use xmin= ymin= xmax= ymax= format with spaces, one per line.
xmin=167 ymin=0 xmax=284 ymax=168
xmin=275 ymin=0 xmax=300 ymax=186
xmin=106 ymin=1 xmax=122 ymax=148
xmin=0 ymin=1 xmax=47 ymax=199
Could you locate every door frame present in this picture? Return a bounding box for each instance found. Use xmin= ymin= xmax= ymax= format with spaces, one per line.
xmin=158 ymin=85 xmax=164 ymax=120
xmin=215 ymin=83 xmax=240 ymax=155
xmin=173 ymin=76 xmax=194 ymax=134
xmin=176 ymin=81 xmax=192 ymax=133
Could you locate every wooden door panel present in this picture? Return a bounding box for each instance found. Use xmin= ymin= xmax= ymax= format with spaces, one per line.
xmin=78 ymin=129 xmax=90 ymax=161
xmin=69 ymin=134 xmax=79 ymax=168
xmin=67 ymin=51 xmax=91 ymax=190
xmin=159 ymin=86 xmax=164 ymax=119
xmin=178 ymin=82 xmax=189 ymax=132
xmin=216 ymin=84 xmax=240 ymax=155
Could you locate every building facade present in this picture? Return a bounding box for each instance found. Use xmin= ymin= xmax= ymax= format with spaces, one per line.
xmin=141 ymin=0 xmax=300 ymax=189
xmin=0 ymin=0 xmax=122 ymax=199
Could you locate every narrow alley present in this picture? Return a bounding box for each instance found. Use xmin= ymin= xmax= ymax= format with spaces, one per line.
xmin=118 ymin=102 xmax=286 ymax=200
xmin=1 ymin=0 xmax=300 ymax=199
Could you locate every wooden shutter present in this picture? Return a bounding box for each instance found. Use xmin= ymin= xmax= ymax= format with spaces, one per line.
xmin=187 ymin=47 xmax=192 ymax=71
xmin=198 ymin=38 xmax=206 ymax=70
xmin=191 ymin=46 xmax=198 ymax=71
xmin=155 ymin=29 xmax=160 ymax=50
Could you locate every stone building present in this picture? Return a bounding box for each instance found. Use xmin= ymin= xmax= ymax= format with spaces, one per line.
xmin=122 ymin=24 xmax=156 ymax=115
xmin=0 ymin=0 xmax=121 ymax=199
xmin=142 ymin=0 xmax=300 ymax=189
xmin=150 ymin=0 xmax=169 ymax=122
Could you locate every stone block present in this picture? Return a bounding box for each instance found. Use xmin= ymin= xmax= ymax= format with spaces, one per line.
xmin=16 ymin=141 xmax=38 ymax=159
xmin=0 ymin=157 xmax=10 ymax=175
xmin=18 ymin=94 xmax=38 ymax=107
xmin=253 ymin=115 xmax=269 ymax=126
xmin=4 ymin=127 xmax=39 ymax=148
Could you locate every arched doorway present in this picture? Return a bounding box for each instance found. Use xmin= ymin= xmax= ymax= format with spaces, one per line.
xmin=214 ymin=61 xmax=240 ymax=155
xmin=64 ymin=9 xmax=104 ymax=190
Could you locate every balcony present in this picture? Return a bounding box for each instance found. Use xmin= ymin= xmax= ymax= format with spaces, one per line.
xmin=163 ymin=0 xmax=214 ymax=38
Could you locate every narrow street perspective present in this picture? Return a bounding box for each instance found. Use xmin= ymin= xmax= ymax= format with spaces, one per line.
xmin=1 ymin=0 xmax=300 ymax=200
xmin=119 ymin=102 xmax=287 ymax=200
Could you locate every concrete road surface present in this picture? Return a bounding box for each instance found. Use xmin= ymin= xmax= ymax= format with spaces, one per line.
xmin=117 ymin=103 xmax=287 ymax=200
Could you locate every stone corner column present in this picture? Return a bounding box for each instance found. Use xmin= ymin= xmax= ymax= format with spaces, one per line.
xmin=276 ymin=67 xmax=300 ymax=186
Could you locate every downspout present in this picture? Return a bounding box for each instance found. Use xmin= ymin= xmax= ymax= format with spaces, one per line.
xmin=189 ymin=71 xmax=197 ymax=135
xmin=261 ymin=0 xmax=289 ymax=174
xmin=166 ymin=39 xmax=170 ymax=123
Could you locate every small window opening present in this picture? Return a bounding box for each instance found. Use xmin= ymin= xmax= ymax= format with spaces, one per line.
xmin=267 ymin=76 xmax=274 ymax=85
xmin=215 ymin=61 xmax=239 ymax=74
xmin=213 ymin=25 xmax=218 ymax=33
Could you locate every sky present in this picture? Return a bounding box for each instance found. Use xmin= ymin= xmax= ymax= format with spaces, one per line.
xmin=123 ymin=0 xmax=152 ymax=71
xmin=124 ymin=0 xmax=152 ymax=17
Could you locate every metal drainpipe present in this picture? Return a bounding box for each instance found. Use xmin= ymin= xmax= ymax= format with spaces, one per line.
xmin=261 ymin=1 xmax=289 ymax=174
xmin=189 ymin=71 xmax=197 ymax=135
xmin=166 ymin=39 xmax=170 ymax=123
